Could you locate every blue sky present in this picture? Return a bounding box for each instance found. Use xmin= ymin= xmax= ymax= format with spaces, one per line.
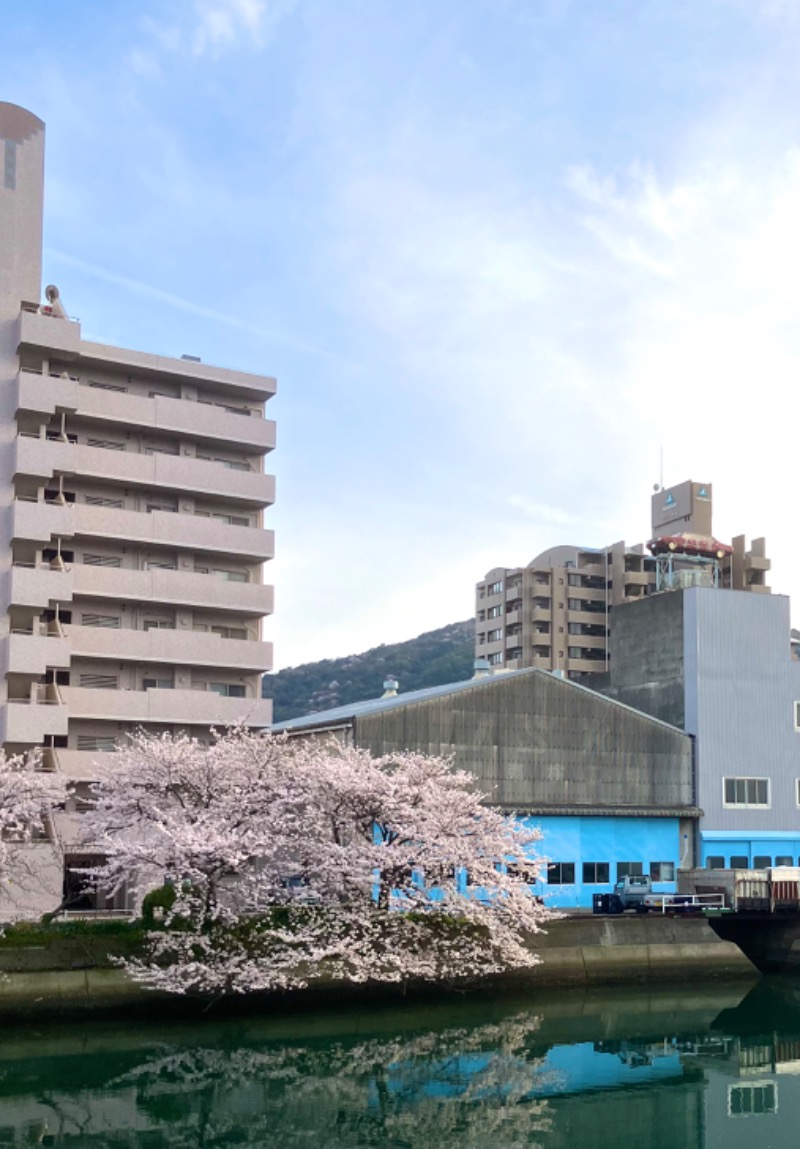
xmin=3 ymin=1 xmax=800 ymax=668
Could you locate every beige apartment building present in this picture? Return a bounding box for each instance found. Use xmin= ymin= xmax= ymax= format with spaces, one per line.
xmin=1 ymin=102 xmax=274 ymax=912
xmin=476 ymin=481 xmax=770 ymax=679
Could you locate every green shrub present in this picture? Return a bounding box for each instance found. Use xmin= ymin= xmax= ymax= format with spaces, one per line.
xmin=141 ymin=884 xmax=178 ymax=924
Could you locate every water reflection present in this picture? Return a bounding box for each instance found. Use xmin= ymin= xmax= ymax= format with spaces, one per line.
xmin=5 ymin=979 xmax=800 ymax=1147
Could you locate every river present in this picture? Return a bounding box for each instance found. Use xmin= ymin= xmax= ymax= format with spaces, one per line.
xmin=3 ymin=975 xmax=800 ymax=1147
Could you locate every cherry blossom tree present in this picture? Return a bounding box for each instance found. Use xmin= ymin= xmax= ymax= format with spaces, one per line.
xmin=0 ymin=748 xmax=65 ymax=916
xmin=83 ymin=728 xmax=552 ymax=995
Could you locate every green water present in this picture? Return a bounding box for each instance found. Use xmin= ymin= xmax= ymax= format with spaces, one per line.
xmin=3 ymin=977 xmax=800 ymax=1147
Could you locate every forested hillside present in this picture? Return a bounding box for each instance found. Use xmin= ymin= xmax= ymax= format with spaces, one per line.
xmin=262 ymin=620 xmax=474 ymax=723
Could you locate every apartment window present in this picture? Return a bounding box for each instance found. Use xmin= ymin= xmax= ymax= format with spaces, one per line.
xmin=487 ymin=652 xmax=503 ymax=665
xmin=145 ymin=559 xmax=177 ymax=571
xmin=145 ymin=443 xmax=179 ymax=456
xmin=84 ymin=495 xmax=125 ymax=509
xmin=582 ymin=862 xmax=610 ymax=884
xmin=488 ymin=581 xmax=503 ymax=596
xmin=488 ymin=605 xmax=503 ymax=619
xmin=617 ymin=862 xmax=643 ymax=879
xmin=724 ymin=777 xmax=770 ymax=808
xmin=76 ymin=736 xmax=117 ymax=753
xmin=79 ymin=674 xmax=118 ymax=690
xmin=649 ymin=862 xmax=675 ymax=882
xmin=706 ymin=856 xmax=725 ymax=870
xmin=753 ymin=855 xmax=772 ymax=870
xmin=209 ymin=683 xmax=247 ymax=698
xmin=728 ymin=1083 xmax=777 ymax=1117
xmin=776 ymin=855 xmax=794 ymax=866
xmin=86 ymin=438 xmax=126 ymax=451
xmin=730 ymin=855 xmax=749 ymax=869
xmin=477 ymin=633 xmax=485 ymax=645
xmin=547 ymin=863 xmax=575 ymax=885
xmin=568 ymin=574 xmax=581 ymax=586
xmin=143 ymin=618 xmax=174 ymax=631
xmin=568 ymin=646 xmax=582 ymax=658
xmin=83 ymin=553 xmax=122 ymax=568
xmin=477 ymin=610 xmax=485 ymax=622
xmin=211 ymin=626 xmax=248 ymax=640
xmin=143 ymin=678 xmax=174 ymax=690
xmin=568 ymin=598 xmax=582 ymax=611
xmin=80 ymin=613 xmax=120 ymax=629
xmin=486 ymin=629 xmax=502 ymax=642
xmin=88 ymin=380 xmax=127 ymax=392
xmin=213 ymin=569 xmax=248 ymax=582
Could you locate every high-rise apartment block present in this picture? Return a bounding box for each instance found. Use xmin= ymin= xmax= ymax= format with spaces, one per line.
xmin=476 ymin=480 xmax=770 ymax=679
xmin=1 ymin=103 xmax=274 ymax=905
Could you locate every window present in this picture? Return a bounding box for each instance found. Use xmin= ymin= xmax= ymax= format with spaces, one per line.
xmin=477 ymin=633 xmax=485 ymax=644
xmin=211 ymin=626 xmax=247 ymax=640
xmin=487 ymin=652 xmax=503 ymax=665
xmin=568 ymin=598 xmax=582 ymax=611
xmin=649 ymin=862 xmax=675 ymax=882
xmin=143 ymin=678 xmax=174 ymax=690
xmin=84 ymin=495 xmax=124 ymax=509
xmin=568 ymin=646 xmax=582 ymax=658
xmin=80 ymin=613 xmax=120 ymax=629
xmin=730 ymin=855 xmax=749 ymax=869
xmin=724 ymin=777 xmax=770 ymax=807
xmin=796 ymin=779 xmax=800 ymax=807
xmin=753 ymin=855 xmax=772 ymax=870
xmin=79 ymin=674 xmax=118 ymax=690
xmin=707 ymin=856 xmax=725 ymax=870
xmin=488 ymin=605 xmax=503 ymax=619
xmin=776 ymin=855 xmax=794 ymax=866
xmin=547 ymin=863 xmax=575 ymax=885
xmin=582 ymin=862 xmax=610 ymax=884
xmin=795 ymin=701 xmax=800 ymax=730
xmin=209 ymin=683 xmax=246 ymax=698
xmin=727 ymin=1082 xmax=777 ymax=1117
xmin=88 ymin=380 xmax=127 ymax=393
xmin=487 ymin=581 xmax=503 ymax=596
xmin=86 ymin=438 xmax=126 ymax=451
xmin=76 ymin=736 xmax=117 ymax=752
xmin=486 ymin=629 xmax=502 ymax=642
xmin=145 ymin=559 xmax=177 ymax=570
xmin=143 ymin=619 xmax=175 ymax=631
xmin=617 ymin=862 xmax=643 ymax=880
xmin=83 ymin=553 xmax=122 ymax=568
xmin=212 ymin=569 xmax=248 ymax=583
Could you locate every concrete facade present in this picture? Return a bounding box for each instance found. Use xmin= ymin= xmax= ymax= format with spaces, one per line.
xmin=599 ymin=588 xmax=800 ymax=868
xmin=0 ymin=102 xmax=275 ymax=915
xmin=272 ymin=668 xmax=698 ymax=908
xmin=477 ymin=480 xmax=770 ymax=681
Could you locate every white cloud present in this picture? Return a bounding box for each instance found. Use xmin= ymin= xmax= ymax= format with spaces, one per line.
xmin=193 ymin=0 xmax=300 ymax=55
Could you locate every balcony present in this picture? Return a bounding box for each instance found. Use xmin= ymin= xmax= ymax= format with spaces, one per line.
xmin=14 ymin=436 xmax=275 ymax=508
xmin=567 ymin=656 xmax=607 ymax=674
xmin=71 ymin=564 xmax=273 ymax=616
xmin=74 ymin=504 xmax=273 ymax=562
xmin=15 ymin=371 xmax=276 ymax=453
xmin=55 ymin=749 xmax=118 ymax=781
xmin=7 ymin=498 xmax=73 ymax=542
xmin=67 ymin=625 xmax=272 ymax=673
xmin=60 ymin=685 xmax=272 ymax=726
xmin=16 ymin=309 xmax=82 ymax=357
xmin=505 ymin=609 xmax=522 ymax=626
xmin=7 ymin=563 xmax=73 ymax=609
xmin=2 ymin=631 xmax=71 ymax=676
xmin=1 ymin=699 xmax=69 ymax=743
xmin=531 ymin=605 xmax=552 ymax=621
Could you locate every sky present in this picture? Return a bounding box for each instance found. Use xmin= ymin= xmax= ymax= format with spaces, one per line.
xmin=2 ymin=0 xmax=800 ymax=669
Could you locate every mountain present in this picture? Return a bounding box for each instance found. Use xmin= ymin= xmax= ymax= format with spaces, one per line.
xmin=262 ymin=620 xmax=475 ymax=724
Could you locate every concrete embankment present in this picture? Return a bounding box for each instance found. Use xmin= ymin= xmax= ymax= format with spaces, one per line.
xmin=0 ymin=915 xmax=756 ymax=1020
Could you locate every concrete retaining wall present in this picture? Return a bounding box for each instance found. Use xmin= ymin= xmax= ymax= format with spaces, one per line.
xmin=0 ymin=915 xmax=756 ymax=1020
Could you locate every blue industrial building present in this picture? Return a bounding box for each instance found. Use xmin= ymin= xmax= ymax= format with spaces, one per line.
xmin=271 ymin=667 xmax=697 ymax=909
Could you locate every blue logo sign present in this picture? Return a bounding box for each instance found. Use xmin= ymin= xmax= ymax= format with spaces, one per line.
xmin=698 ymin=487 xmax=709 ymax=498
xmin=664 ymin=493 xmax=675 ymax=507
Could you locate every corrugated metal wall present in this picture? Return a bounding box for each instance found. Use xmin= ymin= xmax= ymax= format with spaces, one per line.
xmin=356 ymin=671 xmax=693 ymax=810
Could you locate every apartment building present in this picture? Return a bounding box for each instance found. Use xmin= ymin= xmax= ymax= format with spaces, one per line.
xmin=0 ymin=103 xmax=274 ymax=908
xmin=476 ymin=481 xmax=770 ymax=679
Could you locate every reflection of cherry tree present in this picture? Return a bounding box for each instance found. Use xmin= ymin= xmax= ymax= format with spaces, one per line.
xmin=84 ymin=729 xmax=552 ymax=994
xmin=106 ymin=1012 xmax=554 ymax=1149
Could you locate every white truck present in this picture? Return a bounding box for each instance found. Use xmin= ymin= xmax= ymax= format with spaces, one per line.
xmin=602 ymin=875 xmax=725 ymax=914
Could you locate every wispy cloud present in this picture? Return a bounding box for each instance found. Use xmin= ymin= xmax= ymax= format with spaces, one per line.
xmin=138 ymin=0 xmax=298 ymax=63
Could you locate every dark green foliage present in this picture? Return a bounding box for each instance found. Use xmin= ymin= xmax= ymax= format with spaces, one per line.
xmin=141 ymin=884 xmax=178 ymax=924
xmin=262 ymin=620 xmax=474 ymax=723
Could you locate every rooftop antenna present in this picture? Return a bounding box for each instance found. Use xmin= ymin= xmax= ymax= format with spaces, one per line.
xmin=653 ymin=447 xmax=664 ymax=493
